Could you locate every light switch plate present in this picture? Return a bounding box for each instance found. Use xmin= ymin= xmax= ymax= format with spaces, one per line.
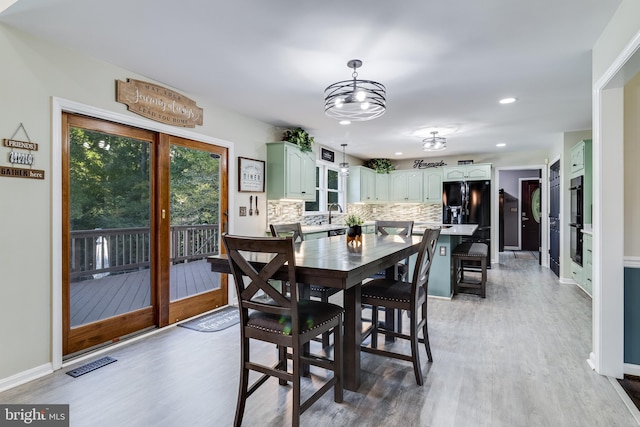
xmin=439 ymin=246 xmax=446 ymax=256
xmin=239 ymin=206 xmax=247 ymax=216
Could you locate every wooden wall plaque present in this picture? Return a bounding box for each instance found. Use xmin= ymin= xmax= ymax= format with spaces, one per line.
xmin=116 ymin=78 xmax=203 ymax=127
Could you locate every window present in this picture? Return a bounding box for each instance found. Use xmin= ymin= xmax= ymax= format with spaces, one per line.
xmin=305 ymin=163 xmax=344 ymax=212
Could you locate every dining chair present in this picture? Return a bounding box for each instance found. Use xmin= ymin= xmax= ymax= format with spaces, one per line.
xmin=360 ymin=228 xmax=440 ymax=386
xmin=366 ymin=220 xmax=415 ymax=333
xmin=270 ymin=222 xmax=342 ymax=347
xmin=223 ymin=234 xmax=344 ymax=427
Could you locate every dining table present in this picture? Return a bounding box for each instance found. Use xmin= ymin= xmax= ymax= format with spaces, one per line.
xmin=207 ymin=232 xmax=425 ymax=391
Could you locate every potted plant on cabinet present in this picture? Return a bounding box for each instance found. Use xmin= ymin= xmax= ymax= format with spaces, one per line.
xmin=345 ymin=214 xmax=364 ymax=238
xmin=283 ymin=127 xmax=314 ymax=153
xmin=365 ymin=158 xmax=395 ymax=174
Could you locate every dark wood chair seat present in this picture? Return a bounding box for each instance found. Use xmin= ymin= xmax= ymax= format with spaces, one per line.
xmin=270 ymin=222 xmax=342 ymax=347
xmin=361 ymin=228 xmax=440 ymax=386
xmin=452 ymin=242 xmax=488 ymax=298
xmin=223 ymin=234 xmax=343 ymax=427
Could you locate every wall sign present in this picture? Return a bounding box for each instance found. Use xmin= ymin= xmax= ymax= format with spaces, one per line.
xmin=1 ymin=124 xmax=45 ymax=180
xmin=116 ymin=78 xmax=204 ymax=128
xmin=321 ymin=148 xmax=334 ymax=162
xmin=238 ymin=157 xmax=265 ymax=192
xmin=413 ymin=159 xmax=447 ymax=169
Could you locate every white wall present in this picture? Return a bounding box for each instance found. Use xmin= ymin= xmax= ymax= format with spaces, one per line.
xmin=0 ymin=24 xmax=276 ymax=383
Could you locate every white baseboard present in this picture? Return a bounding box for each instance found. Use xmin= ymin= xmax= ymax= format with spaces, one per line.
xmin=559 ymin=277 xmax=576 ymax=285
xmin=427 ymin=294 xmax=452 ymax=301
xmin=625 ymin=257 xmax=640 ymax=269
xmin=0 ymin=363 xmax=52 ymax=393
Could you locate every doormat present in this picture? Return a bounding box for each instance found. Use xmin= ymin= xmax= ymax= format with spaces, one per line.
xmin=619 ymin=375 xmax=640 ymax=411
xmin=178 ymin=306 xmax=239 ymax=332
xmin=66 ymin=356 xmax=117 ymax=378
xmin=513 ymin=251 xmax=538 ymax=260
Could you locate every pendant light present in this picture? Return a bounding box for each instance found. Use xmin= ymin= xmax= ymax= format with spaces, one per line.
xmin=422 ymin=131 xmax=447 ymax=151
xmin=339 ymin=144 xmax=350 ymax=176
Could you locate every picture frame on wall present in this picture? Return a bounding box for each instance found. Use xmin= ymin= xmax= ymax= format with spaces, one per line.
xmin=238 ymin=157 xmax=265 ymax=192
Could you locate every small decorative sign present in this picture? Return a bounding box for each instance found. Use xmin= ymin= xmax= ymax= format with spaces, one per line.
xmin=1 ymin=166 xmax=45 ymax=180
xmin=458 ymin=159 xmax=474 ymax=165
xmin=413 ymin=159 xmax=447 ymax=169
xmin=1 ymin=123 xmax=44 ymax=181
xmin=238 ymin=157 xmax=265 ymax=192
xmin=116 ymin=78 xmax=204 ymax=128
xmin=321 ymin=148 xmax=335 ymax=162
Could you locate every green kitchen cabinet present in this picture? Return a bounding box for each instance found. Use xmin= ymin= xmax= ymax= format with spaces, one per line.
xmin=423 ymin=169 xmax=443 ymax=203
xmin=389 ymin=170 xmax=423 ymax=203
xmin=582 ymin=232 xmax=593 ymax=296
xmin=374 ymin=172 xmax=389 ymax=202
xmin=442 ymin=164 xmax=491 ymax=182
xmin=266 ymin=142 xmax=316 ymax=201
xmin=348 ymin=166 xmax=376 ymax=203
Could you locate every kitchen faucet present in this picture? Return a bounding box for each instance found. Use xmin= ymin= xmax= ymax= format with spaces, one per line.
xmin=328 ymin=203 xmax=343 ymax=224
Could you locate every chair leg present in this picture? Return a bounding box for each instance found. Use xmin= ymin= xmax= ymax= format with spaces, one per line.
xmin=409 ymin=308 xmax=423 ymax=386
xmin=234 ymin=337 xmax=250 ymax=427
xmin=321 ymin=293 xmax=331 ymax=348
xmin=422 ymin=299 xmax=432 ymax=362
xmin=278 ymin=345 xmax=287 ymax=385
xmin=292 ymin=343 xmax=301 ymax=427
xmin=371 ymin=305 xmax=379 ymax=348
xmin=334 ymin=320 xmax=343 ymax=403
xmin=481 ymin=258 xmax=487 ymax=298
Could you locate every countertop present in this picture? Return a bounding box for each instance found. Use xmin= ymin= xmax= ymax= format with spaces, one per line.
xmin=582 ymin=224 xmax=593 ymax=235
xmin=300 ymin=224 xmax=347 ymax=234
xmin=413 ymin=223 xmax=478 ymax=236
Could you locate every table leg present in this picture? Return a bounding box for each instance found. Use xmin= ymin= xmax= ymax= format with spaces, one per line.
xmin=343 ymin=283 xmax=362 ymax=391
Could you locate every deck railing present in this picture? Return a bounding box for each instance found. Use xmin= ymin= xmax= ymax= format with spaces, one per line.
xmin=70 ymin=224 xmax=220 ymax=279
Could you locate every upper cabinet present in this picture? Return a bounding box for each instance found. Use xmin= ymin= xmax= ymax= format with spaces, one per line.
xmin=266 ymin=142 xmax=316 ymax=201
xmin=347 ymin=166 xmax=376 ymax=203
xmin=570 ymin=139 xmax=592 ymax=178
xmin=442 ymin=164 xmax=491 ymax=182
xmin=389 ymin=170 xmax=423 ymax=203
xmin=374 ymin=172 xmax=389 ymax=202
xmin=423 ymin=169 xmax=443 ymax=203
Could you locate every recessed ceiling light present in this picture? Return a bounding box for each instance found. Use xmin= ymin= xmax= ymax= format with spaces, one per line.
xmin=339 ymin=120 xmax=351 ymax=125
xmin=395 ymin=152 xmax=403 ymax=156
xmin=499 ymin=97 xmax=517 ymax=104
xmin=496 ymin=143 xmax=506 ymax=147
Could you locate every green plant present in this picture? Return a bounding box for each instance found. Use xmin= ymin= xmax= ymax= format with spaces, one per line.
xmin=344 ymin=214 xmax=364 ymax=227
xmin=365 ymin=158 xmax=394 ymax=174
xmin=283 ymin=127 xmax=314 ymax=152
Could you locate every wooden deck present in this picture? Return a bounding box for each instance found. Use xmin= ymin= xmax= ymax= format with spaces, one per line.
xmin=70 ymin=259 xmax=220 ymax=327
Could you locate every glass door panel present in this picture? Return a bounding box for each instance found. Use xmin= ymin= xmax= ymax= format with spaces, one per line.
xmin=165 ymin=135 xmax=228 ymax=323
xmin=64 ymin=114 xmax=156 ymax=356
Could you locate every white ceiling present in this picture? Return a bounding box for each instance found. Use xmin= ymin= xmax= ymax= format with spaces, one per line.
xmin=0 ymin=0 xmax=622 ymax=160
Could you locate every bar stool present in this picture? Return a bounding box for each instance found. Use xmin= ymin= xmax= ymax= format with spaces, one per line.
xmin=452 ymin=242 xmax=488 ymax=298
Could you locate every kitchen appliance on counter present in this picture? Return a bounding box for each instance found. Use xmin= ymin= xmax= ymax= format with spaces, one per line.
xmin=442 ymin=179 xmax=491 ymax=266
xmin=569 ymin=175 xmax=583 ymax=265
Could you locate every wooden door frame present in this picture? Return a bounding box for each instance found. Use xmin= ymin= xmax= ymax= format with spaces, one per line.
xmin=52 ymin=98 xmax=235 ymax=369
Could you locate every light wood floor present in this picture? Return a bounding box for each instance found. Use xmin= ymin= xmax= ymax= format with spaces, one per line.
xmin=2 ymin=254 xmax=636 ymax=426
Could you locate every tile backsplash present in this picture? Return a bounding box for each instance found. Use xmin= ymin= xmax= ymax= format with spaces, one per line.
xmin=267 ymin=201 xmax=441 ymax=226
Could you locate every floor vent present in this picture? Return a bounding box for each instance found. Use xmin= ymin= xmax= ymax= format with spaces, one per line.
xmin=66 ymin=356 xmax=117 ymax=378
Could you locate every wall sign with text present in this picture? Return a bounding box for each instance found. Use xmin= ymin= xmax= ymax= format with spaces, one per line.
xmin=413 ymin=159 xmax=447 ymax=169
xmin=1 ymin=123 xmax=45 ymax=180
xmin=116 ymin=78 xmax=204 ymax=128
xmin=238 ymin=157 xmax=265 ymax=192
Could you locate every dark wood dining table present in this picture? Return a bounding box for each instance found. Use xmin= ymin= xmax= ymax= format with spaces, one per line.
xmin=207 ymin=232 xmax=423 ymax=391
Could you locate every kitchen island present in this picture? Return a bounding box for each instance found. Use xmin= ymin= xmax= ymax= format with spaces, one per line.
xmin=411 ymin=223 xmax=478 ymax=298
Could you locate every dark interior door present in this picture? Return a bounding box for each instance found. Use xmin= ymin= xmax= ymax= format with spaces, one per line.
xmin=549 ymin=160 xmax=560 ymax=276
xmin=521 ymin=179 xmax=541 ymax=252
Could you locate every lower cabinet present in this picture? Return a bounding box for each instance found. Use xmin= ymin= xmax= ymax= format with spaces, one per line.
xmin=571 ymin=261 xmax=583 ymax=289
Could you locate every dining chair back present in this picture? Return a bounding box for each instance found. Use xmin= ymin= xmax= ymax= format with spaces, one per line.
xmin=270 ymin=222 xmax=341 ymax=347
xmin=222 ymin=234 xmax=343 ymax=427
xmin=361 ymin=228 xmax=440 ymax=385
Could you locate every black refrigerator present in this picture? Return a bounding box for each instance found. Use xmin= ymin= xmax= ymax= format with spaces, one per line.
xmin=442 ymin=179 xmax=491 ymax=265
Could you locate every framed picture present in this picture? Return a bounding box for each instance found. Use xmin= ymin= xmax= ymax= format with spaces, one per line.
xmin=321 ymin=148 xmax=335 ymax=162
xmin=238 ymin=157 xmax=265 ymax=192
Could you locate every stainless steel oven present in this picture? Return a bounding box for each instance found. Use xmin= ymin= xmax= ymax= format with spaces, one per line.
xmin=569 ymin=176 xmax=583 ymax=265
